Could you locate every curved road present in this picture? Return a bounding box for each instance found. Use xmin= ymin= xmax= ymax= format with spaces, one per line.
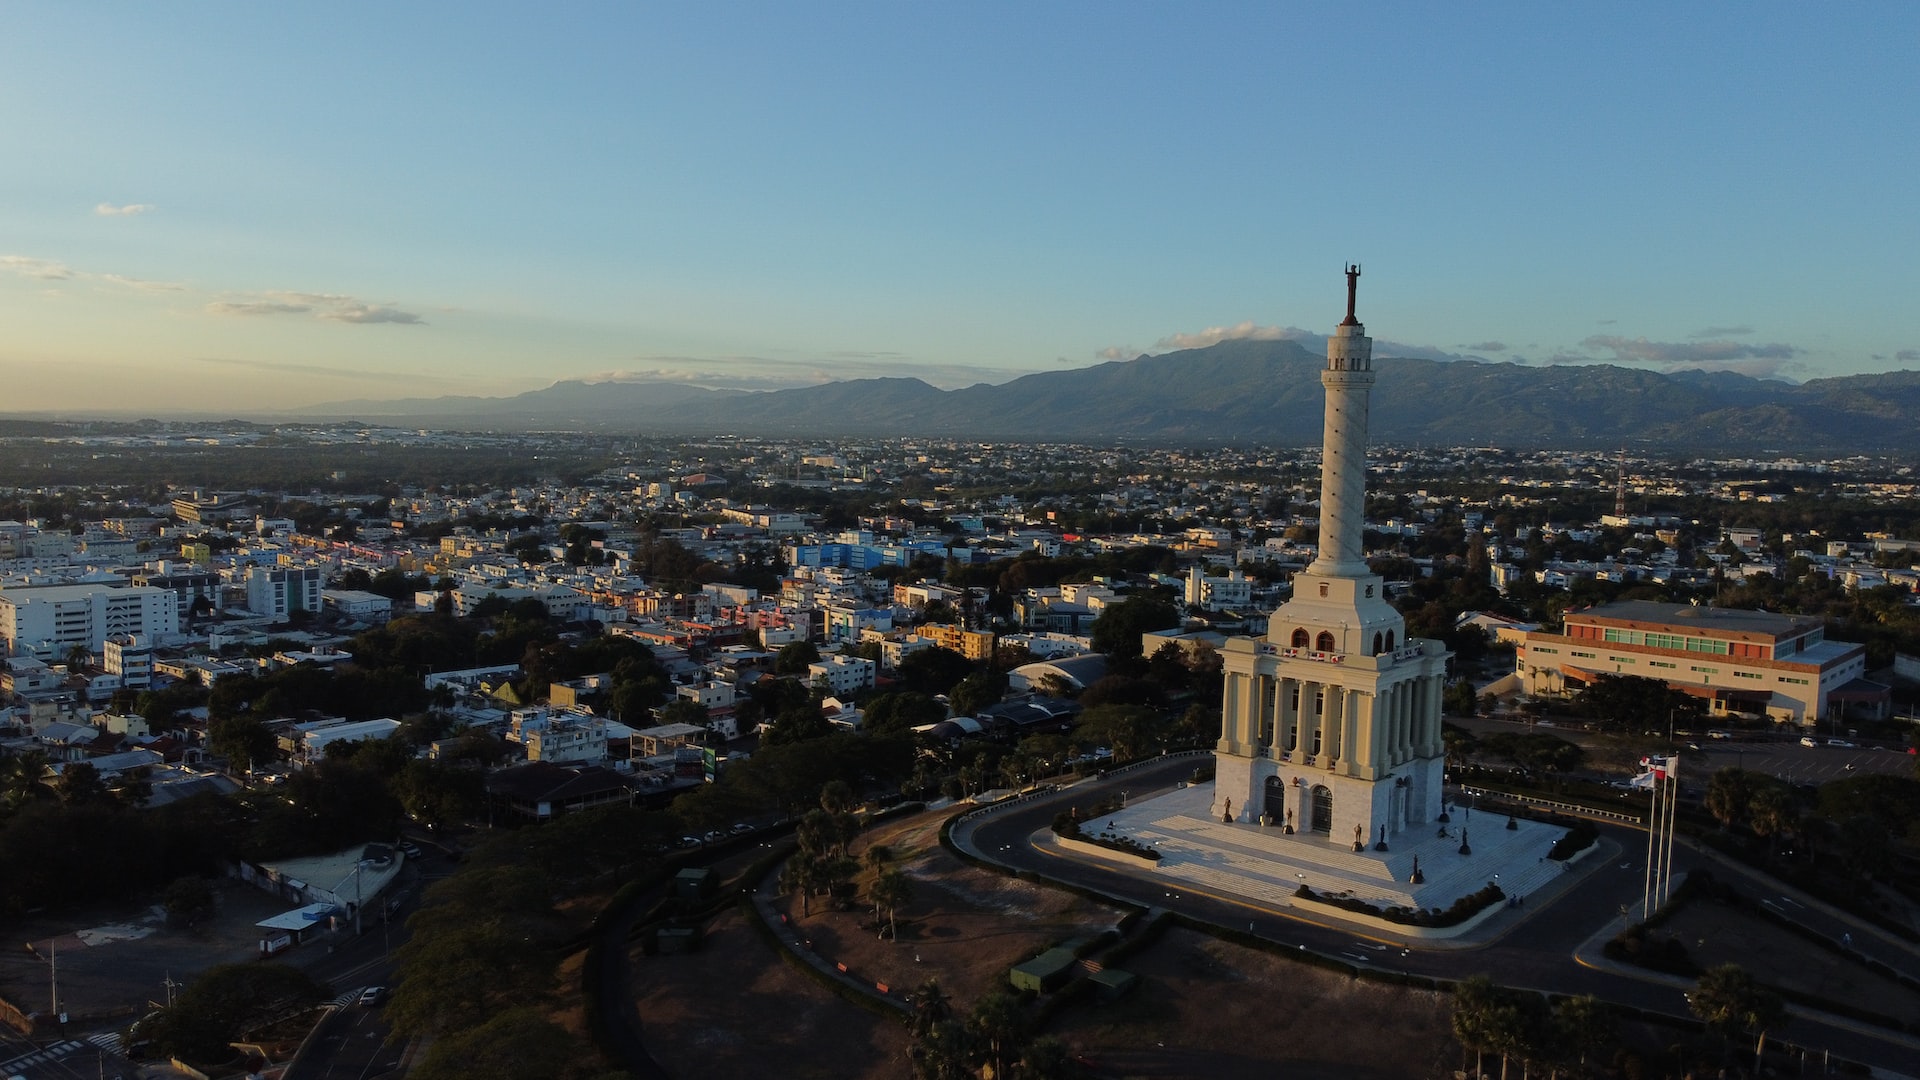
xmin=955 ymin=757 xmax=1920 ymax=1075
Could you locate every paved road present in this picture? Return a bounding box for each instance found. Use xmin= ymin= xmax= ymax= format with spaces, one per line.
xmin=954 ymin=757 xmax=1920 ymax=1076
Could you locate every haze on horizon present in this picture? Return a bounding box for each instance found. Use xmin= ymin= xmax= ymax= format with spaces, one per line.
xmin=2 ymin=3 xmax=1915 ymax=416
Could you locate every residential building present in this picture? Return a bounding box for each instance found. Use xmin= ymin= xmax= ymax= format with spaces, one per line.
xmin=0 ymin=583 xmax=180 ymax=658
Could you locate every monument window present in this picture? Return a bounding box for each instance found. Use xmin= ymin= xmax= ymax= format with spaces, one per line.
xmin=1365 ymin=585 xmax=1374 ymax=598
xmin=1371 ymin=631 xmax=1382 ymax=654
xmin=1319 ymin=583 xmax=1329 ymax=598
xmin=1315 ymin=631 xmax=1336 ymax=652
xmin=1291 ymin=628 xmax=1309 ymax=648
xmin=1385 ymin=630 xmax=1395 ymax=651
xmin=1310 ymin=785 xmax=1333 ymax=833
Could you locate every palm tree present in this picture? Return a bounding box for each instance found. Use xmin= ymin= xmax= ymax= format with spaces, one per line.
xmin=871 ymin=868 xmax=913 ymax=941
xmin=1452 ymin=975 xmax=1501 ymax=1079
xmin=1704 ymin=767 xmax=1755 ymax=829
xmin=781 ymin=852 xmax=826 ymax=918
xmin=1 ymin=750 xmax=55 ymax=811
xmin=967 ymin=990 xmax=1026 ymax=1080
xmin=1747 ymin=784 xmax=1795 ymax=855
xmin=1552 ymin=994 xmax=1615 ymax=1073
xmin=1689 ymin=963 xmax=1786 ymax=1075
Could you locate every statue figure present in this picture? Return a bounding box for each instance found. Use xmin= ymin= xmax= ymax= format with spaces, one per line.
xmin=1342 ymin=263 xmax=1362 ymax=325
xmin=1222 ymin=798 xmax=1233 ymax=824
xmin=1284 ymin=808 xmax=1294 ymax=835
xmin=1374 ymin=824 xmax=1389 ymax=852
xmin=1352 ymin=822 xmax=1365 ymax=852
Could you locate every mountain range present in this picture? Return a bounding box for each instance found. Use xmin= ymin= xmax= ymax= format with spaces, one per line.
xmin=298 ymin=340 xmax=1920 ymax=451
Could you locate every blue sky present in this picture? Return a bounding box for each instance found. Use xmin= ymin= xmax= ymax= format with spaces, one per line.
xmin=3 ymin=3 xmax=1915 ymax=413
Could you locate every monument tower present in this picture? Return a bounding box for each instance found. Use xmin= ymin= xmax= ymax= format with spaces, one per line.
xmin=1212 ymin=266 xmax=1450 ymax=849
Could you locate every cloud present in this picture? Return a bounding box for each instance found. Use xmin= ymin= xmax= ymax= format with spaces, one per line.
xmin=1898 ymin=350 xmax=1920 ymax=364
xmin=94 ymin=202 xmax=154 ymax=216
xmin=0 ymin=255 xmax=74 ymax=280
xmin=206 ymin=291 xmax=425 ymax=325
xmin=1096 ymin=345 xmax=1140 ymax=361
xmin=318 ymin=304 xmax=425 ymax=325
xmin=197 ymin=356 xmax=427 ymax=381
xmin=1153 ymin=321 xmax=1297 ymax=350
xmin=1691 ymin=325 xmax=1752 ymax=338
xmin=603 ymin=352 xmax=1031 ymax=392
xmin=1 ymin=254 xmax=181 ymax=291
xmin=98 ymin=273 xmax=184 ymax=292
xmin=1581 ymin=335 xmax=1800 ymax=366
xmin=1462 ymin=341 xmax=1507 ymax=353
xmin=207 ymin=301 xmax=313 ymax=317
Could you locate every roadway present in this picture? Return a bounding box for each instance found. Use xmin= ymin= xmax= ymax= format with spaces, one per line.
xmin=955 ymin=756 xmax=1920 ymax=1075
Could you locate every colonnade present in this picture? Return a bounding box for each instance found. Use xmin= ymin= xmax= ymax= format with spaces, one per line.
xmin=1220 ymin=666 xmax=1442 ymax=778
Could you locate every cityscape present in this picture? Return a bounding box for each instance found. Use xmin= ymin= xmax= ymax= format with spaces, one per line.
xmin=4 ymin=5 xmax=1920 ymax=1080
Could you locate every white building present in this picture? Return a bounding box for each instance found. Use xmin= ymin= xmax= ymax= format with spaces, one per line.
xmin=323 ymin=589 xmax=394 ymax=622
xmin=246 ymin=566 xmax=323 ymax=619
xmin=0 ymin=583 xmax=180 ymax=659
xmin=807 ymin=654 xmax=876 ymax=696
xmin=89 ymin=637 xmax=146 ymax=688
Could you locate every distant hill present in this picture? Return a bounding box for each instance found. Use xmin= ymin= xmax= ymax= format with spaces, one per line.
xmin=290 ymin=343 xmax=1920 ymax=451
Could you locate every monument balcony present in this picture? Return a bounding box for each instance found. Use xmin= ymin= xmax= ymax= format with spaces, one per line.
xmin=1259 ymin=642 xmax=1347 ymax=665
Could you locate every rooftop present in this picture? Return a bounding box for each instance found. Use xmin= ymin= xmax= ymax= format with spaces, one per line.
xmin=1565 ymin=600 xmax=1822 ymax=642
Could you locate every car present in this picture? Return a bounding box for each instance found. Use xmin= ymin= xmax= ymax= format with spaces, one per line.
xmin=703 ymin=830 xmax=725 ymax=843
xmin=1827 ymin=739 xmax=1856 ymax=748
xmin=1686 ymin=742 xmax=1702 ymax=752
xmin=1799 ymin=736 xmax=1818 ymax=748
xmin=398 ymin=841 xmax=423 ymax=859
xmin=677 ymin=835 xmax=700 ymax=848
xmin=729 ymin=822 xmax=753 ymax=835
xmin=359 ymin=986 xmax=388 ymax=1007
xmin=1708 ymin=730 xmax=1730 ymax=739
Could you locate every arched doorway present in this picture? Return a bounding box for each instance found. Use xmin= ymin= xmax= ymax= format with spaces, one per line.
xmin=1310 ymin=785 xmax=1333 ymax=833
xmin=1263 ymin=776 xmax=1288 ymax=825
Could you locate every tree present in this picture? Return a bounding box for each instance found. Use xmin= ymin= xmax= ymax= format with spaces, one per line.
xmin=870 ymin=867 xmax=913 ymax=940
xmin=1089 ymin=594 xmax=1180 ymax=660
xmin=967 ymin=989 xmax=1028 ymax=1080
xmin=146 ymin=962 xmax=330 ymax=1062
xmin=1689 ymin=963 xmax=1785 ymax=1072
xmin=1553 ymin=994 xmax=1615 ymax=1072
xmin=948 ymin=670 xmax=1008 ymax=717
xmin=0 ymin=750 xmax=55 ymax=812
xmin=208 ymin=714 xmax=278 ymax=774
xmin=408 ymin=1006 xmax=582 ymax=1080
xmin=774 ymin=640 xmax=821 ymax=675
xmin=1705 ymin=767 xmax=1757 ymax=829
xmin=53 ymin=762 xmax=108 ymax=806
xmin=163 ymin=876 xmax=217 ymax=928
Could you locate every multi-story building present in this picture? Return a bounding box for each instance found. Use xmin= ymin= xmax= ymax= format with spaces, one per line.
xmin=0 ymin=584 xmax=180 ymax=659
xmin=913 ymin=623 xmax=995 ymax=663
xmin=1517 ymin=599 xmax=1885 ymax=726
xmin=102 ymin=632 xmax=156 ymax=691
xmin=245 ymin=566 xmax=323 ymax=619
xmin=808 ymin=654 xmax=876 ymax=696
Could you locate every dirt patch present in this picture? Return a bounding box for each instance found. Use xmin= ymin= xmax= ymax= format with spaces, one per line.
xmin=0 ymin=878 xmax=291 ymax=1025
xmin=628 ymin=908 xmax=907 ymax=1080
xmin=1048 ymin=928 xmax=1457 ymax=1080
xmin=1662 ymin=900 xmax=1920 ymax=1021
xmin=779 ymin=809 xmax=1131 ymax=1009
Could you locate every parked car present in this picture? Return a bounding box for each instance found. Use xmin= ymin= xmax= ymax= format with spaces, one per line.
xmin=359 ymin=986 xmax=388 ymax=1007
xmin=1827 ymin=738 xmax=1856 ymax=748
xmin=1799 ymin=736 xmax=1818 ymax=748
xmin=398 ymin=841 xmax=423 ymax=859
xmin=729 ymin=822 xmax=753 ymax=835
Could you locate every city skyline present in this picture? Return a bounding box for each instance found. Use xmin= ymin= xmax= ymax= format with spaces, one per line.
xmin=2 ymin=3 xmax=1915 ymax=414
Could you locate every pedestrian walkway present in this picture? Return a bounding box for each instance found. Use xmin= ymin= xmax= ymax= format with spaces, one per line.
xmin=0 ymin=1038 xmax=87 ymax=1074
xmin=1103 ymin=781 xmax=1576 ymax=918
